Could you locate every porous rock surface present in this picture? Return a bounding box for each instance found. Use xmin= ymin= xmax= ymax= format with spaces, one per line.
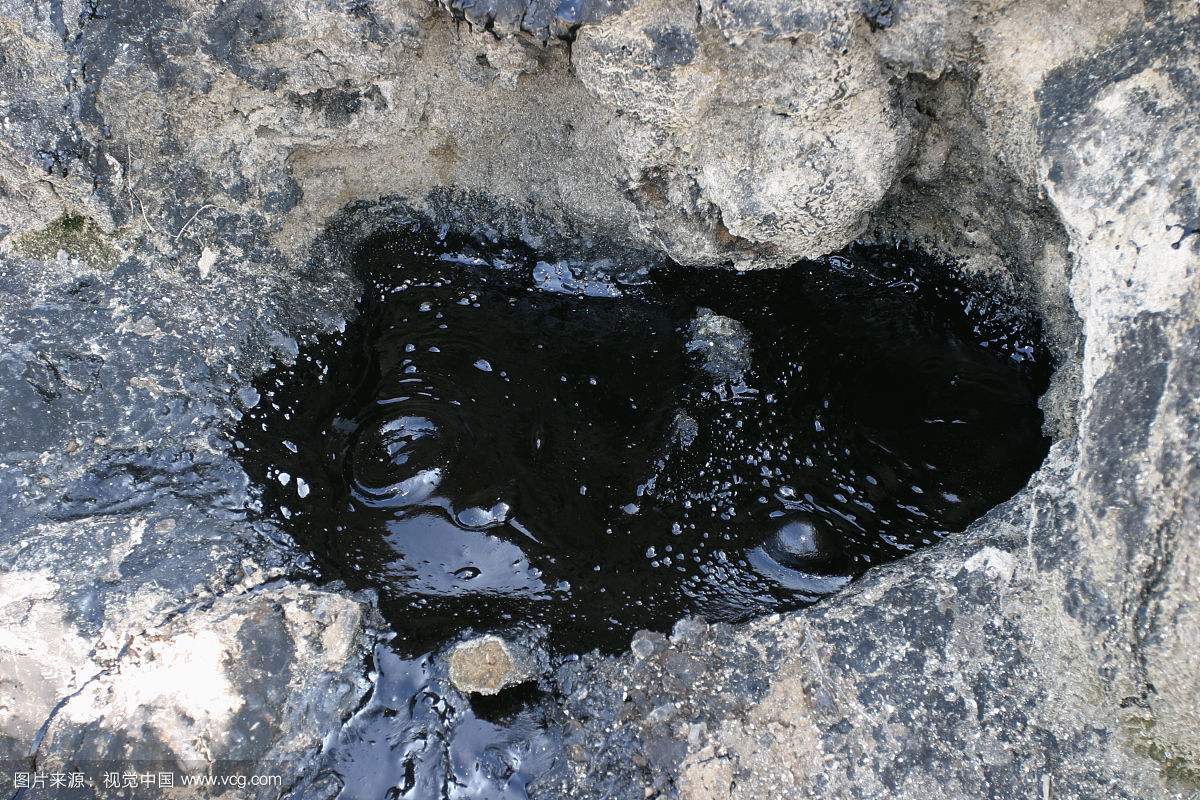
xmin=447 ymin=635 xmax=535 ymax=695
xmin=0 ymin=0 xmax=1196 ymax=798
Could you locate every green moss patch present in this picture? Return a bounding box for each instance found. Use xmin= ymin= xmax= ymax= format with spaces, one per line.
xmin=14 ymin=214 xmax=122 ymax=268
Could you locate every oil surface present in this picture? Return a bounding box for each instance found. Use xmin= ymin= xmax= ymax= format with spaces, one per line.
xmin=236 ymin=231 xmax=1050 ymax=654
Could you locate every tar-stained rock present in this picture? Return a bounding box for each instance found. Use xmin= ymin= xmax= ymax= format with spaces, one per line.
xmin=685 ymin=311 xmax=752 ymax=391
xmin=29 ymin=583 xmax=371 ymax=795
xmin=533 ymin=616 xmax=779 ymax=798
xmin=630 ymin=630 xmax=668 ymax=661
xmin=0 ymin=0 xmax=1197 ymax=796
xmin=541 ymin=451 xmax=1191 ymax=800
xmin=0 ymin=55 xmax=370 ymax=785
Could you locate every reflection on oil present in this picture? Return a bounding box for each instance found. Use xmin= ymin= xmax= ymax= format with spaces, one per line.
xmin=236 ymin=232 xmax=1051 ymax=655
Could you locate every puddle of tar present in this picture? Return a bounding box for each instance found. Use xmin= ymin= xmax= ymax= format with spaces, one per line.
xmin=236 ymin=229 xmax=1051 ymax=657
xmin=237 ymin=229 xmax=1053 ymax=799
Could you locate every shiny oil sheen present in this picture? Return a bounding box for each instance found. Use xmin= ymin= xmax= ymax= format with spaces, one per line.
xmin=235 ymin=231 xmax=1050 ymax=654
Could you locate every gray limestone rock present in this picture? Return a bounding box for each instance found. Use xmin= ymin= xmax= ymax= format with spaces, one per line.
xmin=0 ymin=0 xmax=1195 ymax=797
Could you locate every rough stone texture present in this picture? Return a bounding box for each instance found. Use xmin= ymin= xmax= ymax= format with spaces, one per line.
xmin=1039 ymin=22 xmax=1200 ymax=778
xmin=36 ymin=584 xmax=367 ymax=784
xmin=572 ymin=0 xmax=914 ymax=267
xmin=0 ymin=0 xmax=1196 ymax=797
xmin=546 ymin=11 xmax=1200 ymax=800
xmin=545 ymin=451 xmax=1191 ymax=799
xmin=447 ymin=635 xmax=535 ymax=695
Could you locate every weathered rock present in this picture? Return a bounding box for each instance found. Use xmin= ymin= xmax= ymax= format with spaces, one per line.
xmin=540 ymin=9 xmax=1200 ymax=800
xmin=447 ymin=635 xmax=536 ymax=695
xmin=35 ymin=584 xmax=368 ymax=787
xmin=1038 ymin=21 xmax=1200 ymax=775
xmin=686 ymin=308 xmax=753 ymax=390
xmin=0 ymin=0 xmax=1195 ymax=797
xmin=573 ymin=0 xmax=914 ymax=267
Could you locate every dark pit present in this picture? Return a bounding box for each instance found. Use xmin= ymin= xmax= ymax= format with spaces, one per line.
xmin=235 ymin=228 xmax=1051 ymax=655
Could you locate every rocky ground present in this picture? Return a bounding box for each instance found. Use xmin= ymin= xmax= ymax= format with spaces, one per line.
xmin=0 ymin=0 xmax=1196 ymax=797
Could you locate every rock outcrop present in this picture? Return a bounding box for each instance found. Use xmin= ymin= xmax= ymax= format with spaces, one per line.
xmin=0 ymin=0 xmax=1195 ymax=797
